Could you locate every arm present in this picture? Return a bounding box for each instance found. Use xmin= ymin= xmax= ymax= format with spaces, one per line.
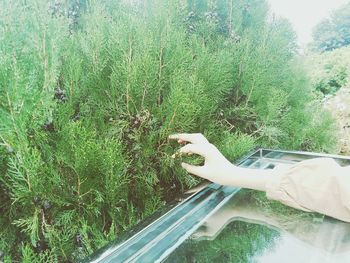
xmin=169 ymin=133 xmax=350 ymax=222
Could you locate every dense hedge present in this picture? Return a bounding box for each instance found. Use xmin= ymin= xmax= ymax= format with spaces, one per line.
xmin=0 ymin=0 xmax=336 ymax=261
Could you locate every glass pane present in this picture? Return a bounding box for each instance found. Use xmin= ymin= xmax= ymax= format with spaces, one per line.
xmin=85 ymin=149 xmax=350 ymax=262
xmin=164 ymin=190 xmax=350 ymax=263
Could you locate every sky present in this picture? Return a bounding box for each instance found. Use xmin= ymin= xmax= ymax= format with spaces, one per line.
xmin=268 ymin=0 xmax=349 ymax=45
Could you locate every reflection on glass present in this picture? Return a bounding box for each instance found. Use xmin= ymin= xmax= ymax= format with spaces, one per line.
xmin=164 ymin=190 xmax=350 ymax=263
xmin=165 ymin=220 xmax=279 ymax=263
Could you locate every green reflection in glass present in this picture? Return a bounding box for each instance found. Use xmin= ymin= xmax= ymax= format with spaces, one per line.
xmin=165 ymin=189 xmax=325 ymax=263
xmin=165 ymin=220 xmax=280 ymax=263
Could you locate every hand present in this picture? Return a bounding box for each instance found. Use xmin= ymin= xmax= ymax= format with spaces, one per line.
xmin=169 ymin=133 xmax=235 ymax=185
xmin=169 ymin=133 xmax=273 ymax=191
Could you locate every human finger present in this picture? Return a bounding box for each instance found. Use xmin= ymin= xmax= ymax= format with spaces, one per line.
xmin=178 ymin=139 xmax=186 ymax=144
xmin=169 ymin=133 xmax=208 ymax=144
xmin=178 ymin=143 xmax=209 ymax=158
xmin=181 ymin=162 xmax=205 ymax=177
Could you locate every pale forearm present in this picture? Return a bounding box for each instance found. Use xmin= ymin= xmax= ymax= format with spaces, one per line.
xmin=216 ymin=164 xmax=274 ymax=192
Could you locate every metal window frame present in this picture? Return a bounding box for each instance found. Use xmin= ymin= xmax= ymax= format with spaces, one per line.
xmin=83 ymin=149 xmax=350 ymax=263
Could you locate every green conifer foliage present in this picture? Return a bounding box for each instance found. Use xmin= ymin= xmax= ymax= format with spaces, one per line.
xmin=0 ymin=0 xmax=336 ymax=261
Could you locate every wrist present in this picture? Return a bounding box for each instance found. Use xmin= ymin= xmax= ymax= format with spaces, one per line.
xmin=211 ymin=162 xmax=237 ymax=185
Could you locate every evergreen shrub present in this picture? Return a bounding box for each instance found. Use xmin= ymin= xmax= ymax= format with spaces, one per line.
xmin=0 ymin=0 xmax=336 ymax=261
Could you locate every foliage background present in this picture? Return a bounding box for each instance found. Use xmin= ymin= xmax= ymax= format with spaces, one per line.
xmin=0 ymin=0 xmax=337 ymax=261
xmin=312 ymin=1 xmax=350 ymax=52
xmin=304 ymin=46 xmax=350 ymax=95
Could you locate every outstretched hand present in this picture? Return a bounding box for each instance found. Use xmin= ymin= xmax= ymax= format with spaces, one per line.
xmin=169 ymin=133 xmax=272 ymax=191
xmin=169 ymin=133 xmax=234 ymax=185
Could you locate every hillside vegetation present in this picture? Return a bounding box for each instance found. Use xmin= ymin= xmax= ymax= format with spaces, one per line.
xmin=304 ymin=46 xmax=350 ymax=95
xmin=312 ymin=1 xmax=350 ymax=52
xmin=305 ymin=1 xmax=350 ymax=155
xmin=304 ymin=45 xmax=350 ymax=154
xmin=0 ymin=0 xmax=337 ymax=261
